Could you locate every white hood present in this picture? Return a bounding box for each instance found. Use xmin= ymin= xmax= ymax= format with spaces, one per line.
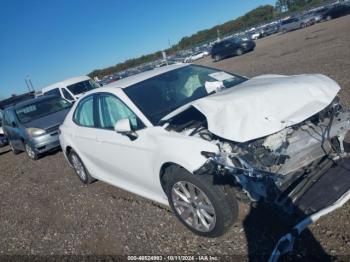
xmin=191 ymin=74 xmax=340 ymax=142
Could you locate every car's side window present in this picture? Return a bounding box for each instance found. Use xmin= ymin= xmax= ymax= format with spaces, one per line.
xmin=73 ymin=96 xmax=95 ymax=127
xmin=44 ymin=88 xmax=61 ymax=97
xmin=62 ymin=88 xmax=74 ymax=101
xmin=97 ymin=94 xmax=144 ymax=131
xmin=4 ymin=110 xmax=16 ymax=127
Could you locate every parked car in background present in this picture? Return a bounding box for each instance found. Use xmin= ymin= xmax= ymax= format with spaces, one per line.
xmin=211 ymin=38 xmax=255 ymax=61
xmin=261 ymin=24 xmax=280 ymax=37
xmin=184 ymin=51 xmax=209 ymax=63
xmin=319 ymin=4 xmax=350 ymax=21
xmin=0 ymin=111 xmax=8 ymax=147
xmin=41 ymin=76 xmax=99 ymax=102
xmin=280 ymin=17 xmax=306 ymax=33
xmin=2 ymin=95 xmax=71 ymax=159
xmin=59 ymin=64 xmax=350 ymax=240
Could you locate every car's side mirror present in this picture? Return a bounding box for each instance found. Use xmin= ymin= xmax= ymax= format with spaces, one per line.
xmin=114 ymin=118 xmax=138 ymax=140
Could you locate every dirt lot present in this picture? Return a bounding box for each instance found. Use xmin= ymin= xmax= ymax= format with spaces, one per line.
xmin=1 ymin=15 xmax=350 ymax=260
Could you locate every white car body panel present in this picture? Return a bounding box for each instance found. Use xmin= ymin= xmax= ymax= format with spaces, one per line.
xmin=188 ymin=74 xmax=340 ymax=142
xmin=59 ymin=88 xmax=218 ymax=206
xmin=0 ymin=127 xmax=4 ymax=135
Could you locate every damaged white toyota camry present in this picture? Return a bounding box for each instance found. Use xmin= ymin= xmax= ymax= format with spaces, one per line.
xmin=59 ymin=64 xmax=350 ymax=250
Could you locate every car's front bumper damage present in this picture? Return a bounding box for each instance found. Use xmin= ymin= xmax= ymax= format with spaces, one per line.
xmin=269 ymin=158 xmax=350 ymax=261
xmin=193 ymin=108 xmax=350 ymax=259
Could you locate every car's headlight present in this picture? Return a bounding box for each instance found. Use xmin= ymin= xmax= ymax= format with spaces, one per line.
xmin=26 ymin=128 xmax=46 ymax=137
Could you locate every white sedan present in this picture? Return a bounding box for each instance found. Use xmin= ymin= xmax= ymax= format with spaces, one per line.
xmin=59 ymin=64 xmax=350 ymax=243
xmin=184 ymin=51 xmax=209 ymax=63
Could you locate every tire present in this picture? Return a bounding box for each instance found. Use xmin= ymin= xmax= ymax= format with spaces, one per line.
xmin=282 ymin=28 xmax=287 ymax=34
xmin=163 ymin=165 xmax=238 ymax=237
xmin=69 ymin=150 xmax=95 ymax=184
xmin=25 ymin=143 xmax=39 ymax=160
xmin=9 ymin=140 xmax=21 ymax=155
xmin=214 ymin=55 xmax=221 ymax=62
xmin=300 ymin=23 xmax=306 ymax=29
xmin=236 ymin=48 xmax=243 ymax=56
xmin=326 ymin=15 xmax=332 ymax=21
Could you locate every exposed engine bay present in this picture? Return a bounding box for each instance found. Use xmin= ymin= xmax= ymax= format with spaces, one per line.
xmin=164 ymin=98 xmax=350 ymax=214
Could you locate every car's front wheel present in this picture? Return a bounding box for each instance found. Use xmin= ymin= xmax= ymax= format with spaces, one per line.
xmin=163 ymin=165 xmax=238 ymax=237
xmin=25 ymin=143 xmax=39 ymax=160
xmin=9 ymin=141 xmax=21 ymax=155
xmin=69 ymin=150 xmax=95 ymax=184
xmin=236 ymin=48 xmax=243 ymax=56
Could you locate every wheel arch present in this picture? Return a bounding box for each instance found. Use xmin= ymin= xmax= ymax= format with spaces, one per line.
xmin=159 ymin=162 xmax=188 ymax=192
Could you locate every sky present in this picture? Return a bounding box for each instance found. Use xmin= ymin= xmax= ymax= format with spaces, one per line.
xmin=0 ymin=0 xmax=275 ymax=97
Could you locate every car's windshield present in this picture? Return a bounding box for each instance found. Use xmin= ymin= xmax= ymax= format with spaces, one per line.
xmin=16 ymin=97 xmax=71 ymax=123
xmin=67 ymin=80 xmax=98 ymax=95
xmin=124 ymin=65 xmax=247 ymax=125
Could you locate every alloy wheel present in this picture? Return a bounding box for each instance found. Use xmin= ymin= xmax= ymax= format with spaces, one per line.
xmin=25 ymin=144 xmax=36 ymax=159
xmin=171 ymin=181 xmax=216 ymax=232
xmin=71 ymin=154 xmax=87 ymax=181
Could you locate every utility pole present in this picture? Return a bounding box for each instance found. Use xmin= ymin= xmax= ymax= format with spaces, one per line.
xmin=168 ymin=38 xmax=172 ymax=48
xmin=25 ymin=75 xmax=35 ymax=92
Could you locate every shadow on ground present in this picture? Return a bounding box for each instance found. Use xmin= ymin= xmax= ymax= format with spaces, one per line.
xmin=243 ymin=202 xmax=331 ymax=261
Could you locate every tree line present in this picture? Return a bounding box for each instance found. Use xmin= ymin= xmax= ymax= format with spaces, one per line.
xmin=89 ymin=0 xmax=331 ymax=79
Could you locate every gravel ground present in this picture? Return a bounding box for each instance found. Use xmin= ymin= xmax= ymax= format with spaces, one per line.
xmin=1 ymin=15 xmax=350 ymax=260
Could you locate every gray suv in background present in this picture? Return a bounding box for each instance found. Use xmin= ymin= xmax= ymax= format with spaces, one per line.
xmin=280 ymin=16 xmax=307 ymax=33
xmin=2 ymin=95 xmax=71 ymax=159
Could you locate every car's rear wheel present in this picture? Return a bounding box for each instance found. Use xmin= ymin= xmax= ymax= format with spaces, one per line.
xmin=326 ymin=15 xmax=332 ymax=21
xmin=300 ymin=23 xmax=306 ymax=28
xmin=25 ymin=143 xmax=39 ymax=160
xmin=9 ymin=141 xmax=21 ymax=155
xmin=163 ymin=165 xmax=238 ymax=237
xmin=214 ymin=55 xmax=221 ymax=62
xmin=236 ymin=48 xmax=243 ymax=56
xmin=69 ymin=150 xmax=95 ymax=184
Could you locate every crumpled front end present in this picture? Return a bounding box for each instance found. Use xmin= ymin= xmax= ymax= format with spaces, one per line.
xmin=166 ymin=97 xmax=350 ymax=215
xmin=197 ymin=98 xmax=350 ymax=207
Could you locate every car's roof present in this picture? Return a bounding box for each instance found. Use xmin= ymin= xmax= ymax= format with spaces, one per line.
xmin=42 ymin=76 xmax=91 ymax=92
xmin=105 ymin=63 xmax=189 ymax=89
xmin=14 ymin=95 xmax=59 ymax=109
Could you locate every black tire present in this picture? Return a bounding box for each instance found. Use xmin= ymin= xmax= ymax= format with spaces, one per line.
xmin=236 ymin=48 xmax=243 ymax=56
xmin=163 ymin=165 xmax=238 ymax=237
xmin=25 ymin=143 xmax=39 ymax=160
xmin=69 ymin=150 xmax=95 ymax=184
xmin=214 ymin=55 xmax=221 ymax=62
xmin=9 ymin=140 xmax=21 ymax=155
xmin=300 ymin=23 xmax=306 ymax=29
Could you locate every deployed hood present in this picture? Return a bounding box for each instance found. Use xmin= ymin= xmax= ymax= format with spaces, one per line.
xmin=178 ymin=74 xmax=340 ymax=142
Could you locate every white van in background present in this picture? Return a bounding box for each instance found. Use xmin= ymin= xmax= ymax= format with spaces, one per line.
xmin=41 ymin=76 xmax=99 ymax=102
